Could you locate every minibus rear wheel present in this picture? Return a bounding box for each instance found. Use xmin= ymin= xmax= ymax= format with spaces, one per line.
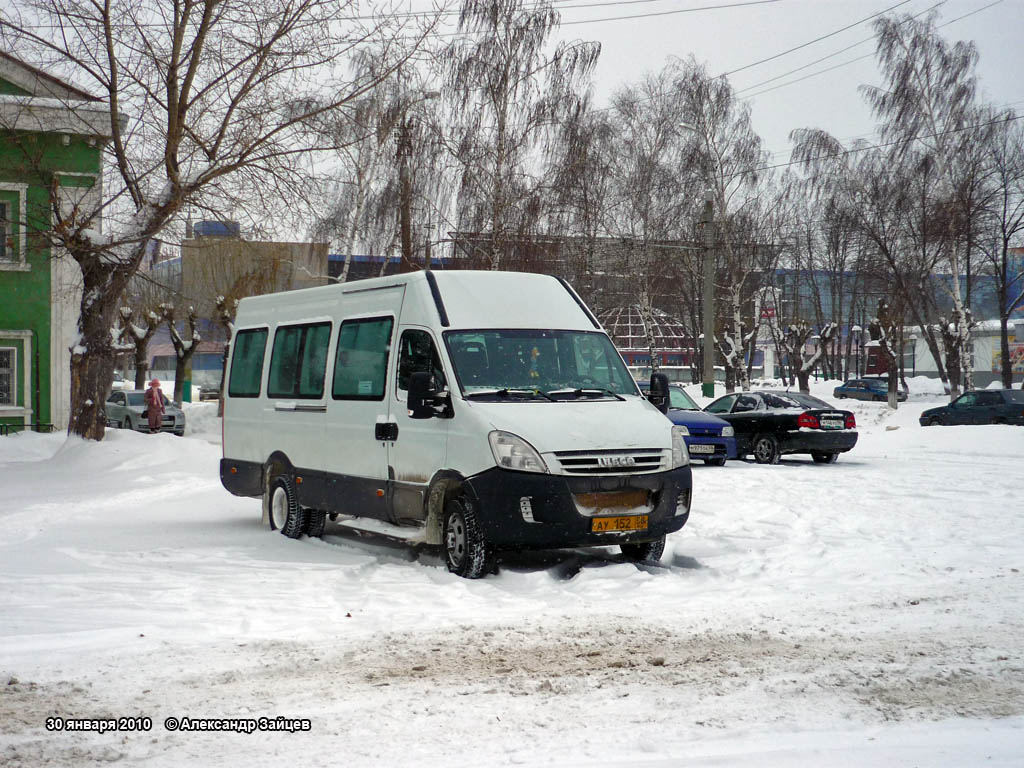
xmin=443 ymin=495 xmax=493 ymax=579
xmin=620 ymin=535 xmax=666 ymax=563
xmin=305 ymin=510 xmax=326 ymax=538
xmin=268 ymin=476 xmax=306 ymax=539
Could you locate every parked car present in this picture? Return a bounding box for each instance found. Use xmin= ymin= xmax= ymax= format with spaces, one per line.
xmin=919 ymin=389 xmax=1024 ymax=426
xmin=704 ymin=390 xmax=858 ymax=464
xmin=833 ymin=377 xmax=907 ymax=402
xmin=639 ymin=381 xmax=736 ymax=465
xmin=105 ymin=390 xmax=185 ymax=435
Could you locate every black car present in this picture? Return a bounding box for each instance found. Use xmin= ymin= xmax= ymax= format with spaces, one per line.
xmin=920 ymin=389 xmax=1024 ymax=426
xmin=704 ymin=390 xmax=858 ymax=464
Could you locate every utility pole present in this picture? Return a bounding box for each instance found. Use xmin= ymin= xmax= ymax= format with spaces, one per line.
xmin=701 ymin=192 xmax=715 ymax=398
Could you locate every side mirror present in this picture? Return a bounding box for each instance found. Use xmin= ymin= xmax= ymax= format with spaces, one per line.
xmin=648 ymin=373 xmax=670 ymax=415
xmin=408 ymin=371 xmax=452 ymax=419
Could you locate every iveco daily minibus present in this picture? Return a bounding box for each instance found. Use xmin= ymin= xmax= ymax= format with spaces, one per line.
xmin=220 ymin=270 xmax=692 ymax=577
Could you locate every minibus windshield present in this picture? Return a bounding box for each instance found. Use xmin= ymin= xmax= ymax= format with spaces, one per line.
xmin=444 ymin=330 xmax=639 ymax=400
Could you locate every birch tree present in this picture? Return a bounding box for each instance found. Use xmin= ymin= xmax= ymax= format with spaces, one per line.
xmin=864 ymin=11 xmax=984 ymax=396
xmin=3 ymin=0 xmax=427 ymax=439
xmin=672 ymin=57 xmax=769 ymax=392
xmin=442 ymin=0 xmax=599 ymax=269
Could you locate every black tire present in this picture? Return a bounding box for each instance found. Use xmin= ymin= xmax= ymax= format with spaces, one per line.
xmin=305 ymin=510 xmax=326 ymax=538
xmin=621 ymin=535 xmax=666 ymax=563
xmin=120 ymin=418 xmax=129 ymax=430
xmin=812 ymin=452 xmax=839 ymax=464
xmin=443 ymin=495 xmax=492 ymax=579
xmin=927 ymin=417 xmax=941 ymax=427
xmin=873 ymin=394 xmax=885 ymax=402
xmin=752 ymin=434 xmax=780 ymax=465
xmin=268 ymin=476 xmax=306 ymax=539
xmin=704 ymin=456 xmax=727 ymax=467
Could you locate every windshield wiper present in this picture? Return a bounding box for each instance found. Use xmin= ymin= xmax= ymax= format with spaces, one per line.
xmin=547 ymin=387 xmax=626 ymax=402
xmin=465 ymin=388 xmax=556 ymax=401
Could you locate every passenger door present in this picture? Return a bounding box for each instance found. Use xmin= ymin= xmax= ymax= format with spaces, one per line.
xmin=728 ymin=393 xmax=765 ymax=437
xmin=265 ymin=322 xmax=331 ymax=502
xmin=388 ymin=327 xmax=451 ymax=524
xmin=974 ymin=391 xmax=1002 ymax=424
xmin=948 ymin=393 xmax=977 ymax=425
xmin=324 ymin=313 xmax=398 ymax=520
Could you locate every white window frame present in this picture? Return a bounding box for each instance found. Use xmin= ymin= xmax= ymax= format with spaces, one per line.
xmin=0 ymin=183 xmax=29 ymax=271
xmin=0 ymin=331 xmax=32 ymax=424
xmin=0 ymin=346 xmax=14 ymax=406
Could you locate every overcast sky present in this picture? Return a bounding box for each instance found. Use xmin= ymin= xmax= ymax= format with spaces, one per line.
xmin=544 ymin=0 xmax=1023 ymax=162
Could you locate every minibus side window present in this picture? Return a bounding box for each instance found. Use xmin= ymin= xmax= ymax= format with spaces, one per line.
xmin=396 ymin=329 xmax=446 ymax=394
xmin=227 ymin=328 xmax=268 ymax=398
xmin=299 ymin=324 xmax=332 ymax=397
xmin=332 ymin=317 xmax=393 ymax=400
xmin=268 ymin=322 xmax=331 ymax=399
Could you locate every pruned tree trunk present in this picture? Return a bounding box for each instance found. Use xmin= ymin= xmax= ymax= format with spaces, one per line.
xmin=161 ymin=304 xmax=201 ymax=406
xmin=118 ymin=306 xmax=162 ymax=390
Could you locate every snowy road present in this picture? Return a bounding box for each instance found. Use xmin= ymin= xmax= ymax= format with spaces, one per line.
xmin=2 ymin=386 xmax=1024 ymax=766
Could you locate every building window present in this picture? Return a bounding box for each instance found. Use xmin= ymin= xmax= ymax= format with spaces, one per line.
xmin=0 ymin=348 xmax=14 ymax=405
xmin=0 ymin=202 xmax=9 ymax=261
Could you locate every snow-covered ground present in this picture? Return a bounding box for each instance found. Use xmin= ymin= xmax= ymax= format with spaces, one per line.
xmin=2 ymin=382 xmax=1024 ymax=767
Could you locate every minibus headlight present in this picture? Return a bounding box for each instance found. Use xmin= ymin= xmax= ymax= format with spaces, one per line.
xmin=721 ymin=425 xmax=734 ymax=437
xmin=488 ymin=431 xmax=549 ymax=474
xmin=671 ymin=426 xmax=689 ymax=468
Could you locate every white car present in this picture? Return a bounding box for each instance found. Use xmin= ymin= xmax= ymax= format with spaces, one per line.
xmin=105 ymin=390 xmax=185 ymax=435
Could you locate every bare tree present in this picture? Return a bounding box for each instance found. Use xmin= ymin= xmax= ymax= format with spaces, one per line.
xmin=864 ymin=11 xmax=985 ymax=396
xmin=159 ymin=303 xmax=200 ymax=406
xmin=442 ymin=0 xmax=599 ymax=269
xmin=117 ymin=304 xmax=162 ymax=390
xmin=673 ymin=57 xmax=771 ymax=392
xmin=213 ymin=295 xmax=237 ymax=415
xmin=975 ymin=110 xmax=1024 ymax=388
xmin=2 ymin=0 xmax=428 ymax=439
xmin=779 ymin=319 xmax=837 ymax=395
xmin=868 ymin=298 xmax=905 ymax=408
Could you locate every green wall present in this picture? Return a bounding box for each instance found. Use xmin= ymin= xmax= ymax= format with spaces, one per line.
xmin=0 ymin=102 xmax=102 ymax=428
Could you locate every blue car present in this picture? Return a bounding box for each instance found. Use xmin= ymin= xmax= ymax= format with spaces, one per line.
xmin=833 ymin=377 xmax=907 ymax=402
xmin=640 ymin=381 xmax=737 ymax=465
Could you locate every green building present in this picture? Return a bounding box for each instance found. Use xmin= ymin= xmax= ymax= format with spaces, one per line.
xmin=0 ymin=52 xmax=111 ymax=432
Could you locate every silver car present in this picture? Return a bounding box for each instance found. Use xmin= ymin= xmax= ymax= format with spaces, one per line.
xmin=105 ymin=389 xmax=185 ymax=435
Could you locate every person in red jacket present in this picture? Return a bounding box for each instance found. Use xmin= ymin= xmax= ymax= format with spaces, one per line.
xmin=144 ymin=379 xmax=165 ymax=433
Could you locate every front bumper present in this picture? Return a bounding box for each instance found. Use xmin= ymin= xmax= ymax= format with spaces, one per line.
xmin=464 ymin=465 xmax=692 ymax=551
xmin=685 ymin=435 xmax=737 ymax=460
xmin=132 ymin=415 xmax=184 ymax=433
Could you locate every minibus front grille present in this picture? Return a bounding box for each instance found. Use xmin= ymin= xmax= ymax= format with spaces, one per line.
xmin=551 ymin=448 xmax=666 ymax=475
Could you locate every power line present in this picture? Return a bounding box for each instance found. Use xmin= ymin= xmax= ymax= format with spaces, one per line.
xmin=737 ymin=0 xmax=1003 ymax=101
xmin=734 ymin=0 xmax=946 ymax=96
xmin=558 ymin=0 xmax=782 ymax=26
xmin=723 ymin=0 xmax=916 ymax=77
xmin=2 ymin=0 xmax=782 ymax=29
xmin=734 ymin=111 xmax=1024 ymax=179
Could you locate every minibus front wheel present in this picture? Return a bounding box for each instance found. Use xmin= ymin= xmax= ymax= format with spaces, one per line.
xmin=443 ymin=495 xmax=493 ymax=579
xmin=620 ymin=535 xmax=666 ymax=563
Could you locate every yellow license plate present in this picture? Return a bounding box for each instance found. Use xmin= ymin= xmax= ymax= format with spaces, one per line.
xmin=591 ymin=515 xmax=649 ymax=533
